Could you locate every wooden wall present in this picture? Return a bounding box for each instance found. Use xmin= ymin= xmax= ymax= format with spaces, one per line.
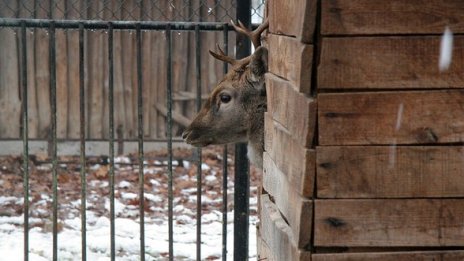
xmin=0 ymin=0 xmax=235 ymax=140
xmin=260 ymin=0 xmax=464 ymax=260
xmin=259 ymin=0 xmax=316 ymax=259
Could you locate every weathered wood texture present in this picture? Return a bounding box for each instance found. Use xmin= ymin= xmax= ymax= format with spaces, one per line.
xmin=318 ymin=37 xmax=464 ymax=89
xmin=318 ymin=90 xmax=464 ymax=145
xmin=267 ymin=34 xmax=313 ymax=94
xmin=268 ymin=0 xmax=317 ymax=43
xmin=35 ymin=3 xmax=52 ymax=138
xmin=0 ymin=27 xmax=21 ymax=138
xmin=87 ymin=1 xmax=106 ymax=139
xmin=55 ymin=0 xmax=69 ymax=138
xmin=322 ymin=0 xmax=464 ymax=35
xmin=317 ymin=146 xmax=464 ymax=199
xmin=315 ymin=199 xmax=464 ymax=247
xmin=312 ymin=251 xmax=464 ymax=261
xmin=65 ymin=0 xmax=82 ymax=139
xmin=0 ymin=0 xmax=235 ymax=140
xmin=264 ymin=146 xmax=314 ymax=198
xmin=260 ymin=194 xmax=312 ymax=261
xmin=266 ymin=73 xmax=317 ymax=148
xmin=265 ymin=113 xmax=315 ymax=197
xmin=257 ymin=227 xmax=273 ymax=261
xmin=263 ymin=152 xmax=313 ymax=248
xmin=265 ymin=0 xmax=464 ymax=257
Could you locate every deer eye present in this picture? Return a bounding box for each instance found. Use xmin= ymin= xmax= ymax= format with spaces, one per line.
xmin=219 ymin=94 xmax=232 ymax=103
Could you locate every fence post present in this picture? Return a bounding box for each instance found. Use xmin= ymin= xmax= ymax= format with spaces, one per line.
xmin=234 ymin=1 xmax=251 ymax=260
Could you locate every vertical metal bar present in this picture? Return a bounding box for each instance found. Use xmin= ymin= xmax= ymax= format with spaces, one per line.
xmin=78 ymin=22 xmax=87 ymax=261
xmin=166 ymin=24 xmax=174 ymax=261
xmin=136 ymin=23 xmax=146 ymax=261
xmin=221 ymin=24 xmax=229 ymax=261
xmin=194 ymin=24 xmax=202 ymax=261
xmin=20 ymin=20 xmax=30 ymax=261
xmin=107 ymin=22 xmax=116 ymax=261
xmin=233 ymin=147 xmax=249 ymax=260
xmin=49 ymin=21 xmax=59 ymax=261
xmin=234 ymin=1 xmax=251 ymax=260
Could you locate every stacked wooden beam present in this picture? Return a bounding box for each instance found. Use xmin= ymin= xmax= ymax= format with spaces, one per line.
xmin=260 ymin=0 xmax=464 ymax=260
xmin=259 ymin=0 xmax=316 ymax=259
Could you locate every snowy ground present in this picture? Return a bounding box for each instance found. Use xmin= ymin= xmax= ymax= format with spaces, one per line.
xmin=0 ymin=147 xmax=261 ymax=260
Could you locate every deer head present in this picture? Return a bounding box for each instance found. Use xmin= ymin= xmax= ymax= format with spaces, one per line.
xmin=182 ymin=20 xmax=269 ymax=168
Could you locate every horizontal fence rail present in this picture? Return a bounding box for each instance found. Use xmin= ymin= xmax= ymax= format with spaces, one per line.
xmin=0 ymin=17 xmax=235 ymax=30
xmin=1 ymin=17 xmax=252 ymax=261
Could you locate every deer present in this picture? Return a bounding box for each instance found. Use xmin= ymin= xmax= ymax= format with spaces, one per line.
xmin=182 ymin=19 xmax=269 ymax=169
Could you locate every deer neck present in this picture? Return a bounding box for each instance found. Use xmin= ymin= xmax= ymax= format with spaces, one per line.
xmin=245 ymin=93 xmax=266 ymax=169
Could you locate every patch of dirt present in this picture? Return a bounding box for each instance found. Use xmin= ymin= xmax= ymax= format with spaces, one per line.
xmin=0 ymin=145 xmax=262 ymax=230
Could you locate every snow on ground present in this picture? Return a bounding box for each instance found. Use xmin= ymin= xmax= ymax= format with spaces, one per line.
xmin=0 ymin=212 xmax=258 ymax=260
xmin=0 ymin=147 xmax=261 ymax=261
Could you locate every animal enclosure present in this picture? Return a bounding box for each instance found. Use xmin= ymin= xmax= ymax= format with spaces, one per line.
xmin=260 ymin=0 xmax=464 ymax=260
xmin=0 ymin=0 xmax=241 ymax=140
xmin=0 ymin=0 xmax=266 ymax=260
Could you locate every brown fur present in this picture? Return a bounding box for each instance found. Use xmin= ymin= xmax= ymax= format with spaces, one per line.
xmin=182 ymin=47 xmax=268 ymax=168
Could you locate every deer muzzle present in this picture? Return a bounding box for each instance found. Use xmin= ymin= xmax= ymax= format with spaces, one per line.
xmin=182 ymin=128 xmax=213 ymax=147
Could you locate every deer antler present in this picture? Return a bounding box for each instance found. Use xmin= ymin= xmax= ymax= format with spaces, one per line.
xmin=231 ymin=18 xmax=269 ymax=49
xmin=209 ymin=44 xmax=251 ymax=67
xmin=209 ymin=18 xmax=269 ymax=66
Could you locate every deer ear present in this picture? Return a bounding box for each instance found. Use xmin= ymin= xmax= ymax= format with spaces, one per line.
xmin=249 ymin=46 xmax=268 ymax=82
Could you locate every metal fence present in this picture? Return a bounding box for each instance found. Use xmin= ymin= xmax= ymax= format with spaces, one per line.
xmin=0 ymin=0 xmax=264 ymax=260
xmin=0 ymin=0 xmax=265 ymax=22
xmin=0 ymin=0 xmax=264 ymax=140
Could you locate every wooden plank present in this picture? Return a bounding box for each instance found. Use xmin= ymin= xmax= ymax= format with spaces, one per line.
xmin=266 ymin=73 xmax=316 ymax=148
xmin=322 ymin=0 xmax=464 ymax=35
xmin=312 ymin=251 xmax=464 ymax=261
xmin=66 ymin=0 xmax=81 ymax=139
xmin=263 ymin=152 xmax=313 ymax=248
xmin=112 ymin=0 xmax=127 ymax=140
xmin=153 ymin=29 xmax=166 ymax=138
xmin=317 ymin=146 xmax=464 ymax=198
xmin=0 ymin=2 xmax=20 ymax=139
xmin=264 ymin=148 xmax=314 ymax=198
xmin=267 ymin=34 xmax=313 ymax=94
xmin=257 ymin=226 xmax=272 ymax=261
xmin=129 ymin=2 xmax=138 ymax=136
xmin=265 ymin=113 xmax=315 ymax=197
xmin=142 ymin=28 xmax=153 ymax=138
xmin=318 ymin=90 xmax=464 ymax=145
xmin=35 ymin=2 xmax=52 ymax=138
xmin=260 ymin=194 xmax=312 ymax=261
xmin=151 ymin=0 xmax=167 ymax=138
xmin=121 ymin=32 xmax=134 ymax=139
xmin=318 ymin=37 xmax=464 ymax=89
xmin=132 ymin=33 xmax=139 ymax=139
xmin=0 ymin=27 xmax=21 ymax=138
xmin=55 ymin=0 xmax=69 ymax=138
xmin=87 ymin=1 xmax=105 ymax=139
xmin=111 ymin=0 xmax=126 ymax=138
xmin=268 ymin=0 xmax=317 ymax=43
xmin=314 ymin=199 xmax=464 ymax=247
xmin=100 ymin=1 xmax=111 ymax=138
